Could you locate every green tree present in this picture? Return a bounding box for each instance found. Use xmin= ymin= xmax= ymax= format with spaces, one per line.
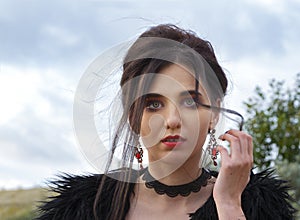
xmin=243 ymin=73 xmax=300 ymax=169
xmin=243 ymin=73 xmax=300 ymax=216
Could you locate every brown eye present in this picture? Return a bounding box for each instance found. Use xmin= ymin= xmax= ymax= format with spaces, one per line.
xmin=146 ymin=100 xmax=163 ymax=111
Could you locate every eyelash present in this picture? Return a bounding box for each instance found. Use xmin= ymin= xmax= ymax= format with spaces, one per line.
xmin=183 ymin=97 xmax=198 ymax=108
xmin=145 ymin=100 xmax=163 ymax=112
xmin=145 ymin=97 xmax=202 ymax=112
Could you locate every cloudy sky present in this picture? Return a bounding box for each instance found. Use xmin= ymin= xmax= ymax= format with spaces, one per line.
xmin=0 ymin=0 xmax=299 ymax=189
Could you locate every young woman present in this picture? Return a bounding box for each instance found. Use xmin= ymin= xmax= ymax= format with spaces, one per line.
xmin=37 ymin=24 xmax=296 ymax=219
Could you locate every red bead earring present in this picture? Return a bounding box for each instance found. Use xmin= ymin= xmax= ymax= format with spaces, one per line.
xmin=134 ymin=144 xmax=143 ymax=169
xmin=208 ymin=129 xmax=219 ymax=166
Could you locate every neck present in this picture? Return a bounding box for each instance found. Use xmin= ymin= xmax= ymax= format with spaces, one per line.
xmin=148 ymin=155 xmax=202 ymax=185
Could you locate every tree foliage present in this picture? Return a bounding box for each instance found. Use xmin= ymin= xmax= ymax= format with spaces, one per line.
xmin=243 ymin=73 xmax=300 ymax=170
xmin=244 ymin=73 xmax=300 ymax=214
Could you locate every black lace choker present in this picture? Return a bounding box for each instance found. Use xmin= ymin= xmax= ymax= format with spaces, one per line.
xmin=142 ymin=168 xmax=211 ymax=197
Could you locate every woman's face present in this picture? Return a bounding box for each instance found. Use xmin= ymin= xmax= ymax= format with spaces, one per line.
xmin=140 ymin=64 xmax=215 ymax=167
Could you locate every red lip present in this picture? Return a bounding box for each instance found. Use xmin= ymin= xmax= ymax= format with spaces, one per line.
xmin=161 ymin=135 xmax=186 ymax=148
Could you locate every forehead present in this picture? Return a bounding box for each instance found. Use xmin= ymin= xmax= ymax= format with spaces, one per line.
xmin=148 ymin=64 xmax=207 ymax=97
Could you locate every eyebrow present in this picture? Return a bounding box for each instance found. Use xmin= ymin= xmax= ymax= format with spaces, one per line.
xmin=180 ymin=90 xmax=202 ymax=97
xmin=144 ymin=93 xmax=162 ymax=98
xmin=145 ymin=90 xmax=202 ymax=98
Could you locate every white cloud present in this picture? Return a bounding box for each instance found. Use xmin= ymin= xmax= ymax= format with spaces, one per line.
xmin=0 ymin=64 xmax=76 ymax=125
xmin=223 ymin=50 xmax=299 ymax=117
xmin=0 ymin=64 xmax=96 ymax=189
xmin=41 ymin=25 xmax=81 ymax=47
xmin=235 ymin=11 xmax=255 ymax=31
xmin=245 ymin=0 xmax=287 ymax=14
xmin=0 ymin=65 xmax=42 ymax=125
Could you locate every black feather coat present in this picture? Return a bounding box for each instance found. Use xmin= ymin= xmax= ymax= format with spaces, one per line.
xmin=36 ymin=169 xmax=297 ymax=220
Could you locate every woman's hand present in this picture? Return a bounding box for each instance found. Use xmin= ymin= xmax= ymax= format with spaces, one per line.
xmin=213 ymin=130 xmax=253 ymax=219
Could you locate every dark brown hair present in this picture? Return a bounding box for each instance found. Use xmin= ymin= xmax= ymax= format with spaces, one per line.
xmin=94 ymin=24 xmax=227 ymax=220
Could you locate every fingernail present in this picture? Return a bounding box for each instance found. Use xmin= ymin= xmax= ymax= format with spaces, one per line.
xmin=218 ymin=135 xmax=225 ymax=141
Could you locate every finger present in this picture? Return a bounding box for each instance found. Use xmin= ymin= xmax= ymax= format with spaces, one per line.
xmin=226 ymin=130 xmax=253 ymax=168
xmin=216 ymin=145 xmax=229 ymax=162
xmin=247 ymin=136 xmax=254 ymax=166
xmin=219 ymin=130 xmax=243 ymax=156
xmin=232 ymin=130 xmax=253 ymax=160
xmin=236 ymin=132 xmax=248 ymax=155
xmin=247 ymin=134 xmax=253 ymax=156
xmin=221 ymin=130 xmax=251 ymax=156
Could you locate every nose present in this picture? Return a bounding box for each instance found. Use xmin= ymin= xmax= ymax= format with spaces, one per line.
xmin=165 ymin=102 xmax=181 ymax=129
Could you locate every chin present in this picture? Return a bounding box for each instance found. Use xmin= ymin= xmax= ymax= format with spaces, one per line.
xmin=149 ymin=149 xmax=194 ymax=167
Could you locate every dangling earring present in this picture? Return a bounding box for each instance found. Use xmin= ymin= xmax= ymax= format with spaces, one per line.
xmin=208 ymin=129 xmax=219 ymax=166
xmin=134 ymin=144 xmax=143 ymax=169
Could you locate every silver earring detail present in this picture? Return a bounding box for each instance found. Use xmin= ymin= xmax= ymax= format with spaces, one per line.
xmin=208 ymin=129 xmax=218 ymax=166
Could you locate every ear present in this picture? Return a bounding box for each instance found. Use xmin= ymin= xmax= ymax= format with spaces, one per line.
xmin=209 ymin=98 xmax=221 ymax=130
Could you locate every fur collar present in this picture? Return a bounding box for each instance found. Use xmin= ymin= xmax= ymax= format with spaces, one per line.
xmin=36 ymin=169 xmax=297 ymax=220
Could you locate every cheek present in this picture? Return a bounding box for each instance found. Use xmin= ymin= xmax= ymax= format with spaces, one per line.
xmin=196 ymin=116 xmax=211 ymax=146
xmin=184 ymin=110 xmax=211 ymax=143
xmin=184 ymin=110 xmax=210 ymax=127
xmin=140 ymin=113 xmax=166 ymax=147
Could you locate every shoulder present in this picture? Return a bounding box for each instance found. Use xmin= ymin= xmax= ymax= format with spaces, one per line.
xmin=35 ymin=173 xmax=118 ymax=220
xmin=242 ymin=169 xmax=296 ymax=219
